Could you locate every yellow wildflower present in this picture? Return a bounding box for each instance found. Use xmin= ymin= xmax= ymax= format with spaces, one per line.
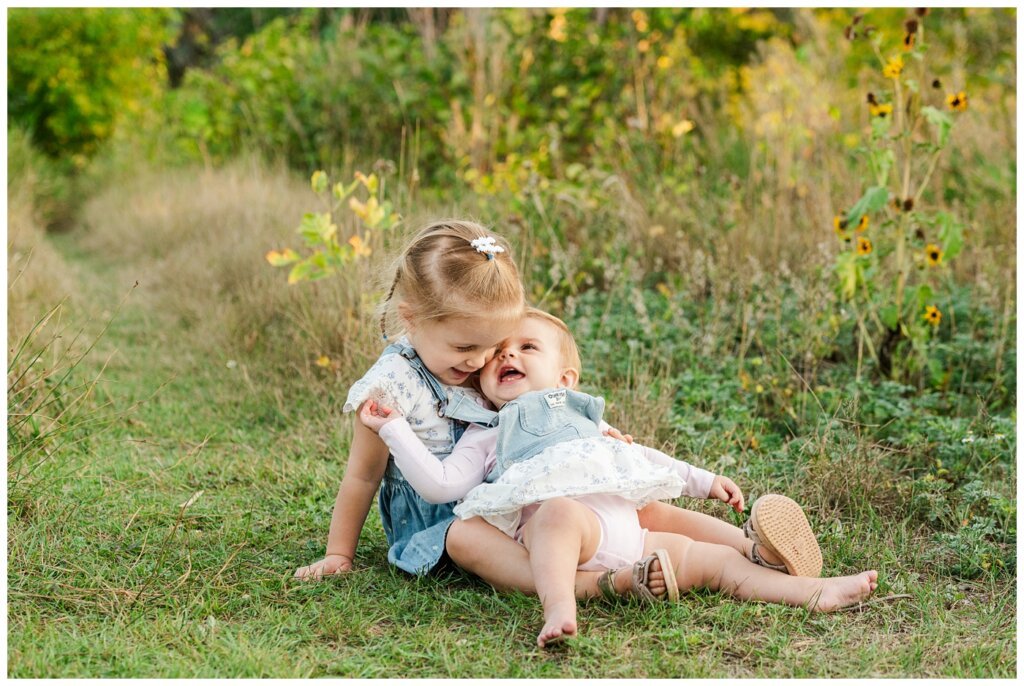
xmin=833 ymin=215 xmax=851 ymax=241
xmin=857 ymin=236 xmax=873 ymax=256
xmin=923 ymin=305 xmax=942 ymax=327
xmin=947 ymin=91 xmax=968 ymax=112
xmin=882 ymin=56 xmax=904 ymax=79
xmin=869 ymin=102 xmax=893 ymax=118
xmin=925 ymin=244 xmax=943 ymax=266
xmin=856 ymin=215 xmax=869 ymax=232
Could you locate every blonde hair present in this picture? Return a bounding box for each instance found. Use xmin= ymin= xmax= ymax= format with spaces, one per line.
xmin=524 ymin=307 xmax=582 ymax=382
xmin=380 ymin=219 xmax=525 ymax=337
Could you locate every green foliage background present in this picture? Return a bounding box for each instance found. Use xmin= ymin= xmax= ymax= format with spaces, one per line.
xmin=6 ymin=7 xmax=1016 ymax=678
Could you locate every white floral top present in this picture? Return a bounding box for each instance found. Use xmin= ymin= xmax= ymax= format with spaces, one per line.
xmin=344 ymin=338 xmax=456 ymax=458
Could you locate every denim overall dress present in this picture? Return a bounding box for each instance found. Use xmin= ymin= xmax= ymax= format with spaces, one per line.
xmin=375 ymin=341 xmax=467 ymax=576
xmin=442 ymin=387 xmax=606 ymax=480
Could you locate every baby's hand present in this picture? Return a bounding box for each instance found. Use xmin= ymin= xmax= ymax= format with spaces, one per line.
xmin=293 ymin=554 xmax=353 ymax=581
xmin=709 ymin=475 xmax=745 ymax=513
xmin=359 ymin=400 xmax=401 ymax=434
xmin=603 ymin=426 xmax=634 ymax=444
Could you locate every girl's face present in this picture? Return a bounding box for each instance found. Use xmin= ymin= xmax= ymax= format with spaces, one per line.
xmin=405 ymin=314 xmax=518 ymax=387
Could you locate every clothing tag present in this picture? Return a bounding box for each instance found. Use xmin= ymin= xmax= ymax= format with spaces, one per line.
xmin=544 ymin=389 xmax=567 ymax=408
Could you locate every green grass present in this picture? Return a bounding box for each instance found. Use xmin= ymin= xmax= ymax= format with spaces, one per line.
xmin=6 ymin=223 xmax=1015 ymax=678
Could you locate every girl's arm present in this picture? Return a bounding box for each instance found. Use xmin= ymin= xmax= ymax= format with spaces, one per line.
xmin=362 ymin=401 xmax=491 ymax=503
xmin=294 ymin=409 xmax=389 ymax=579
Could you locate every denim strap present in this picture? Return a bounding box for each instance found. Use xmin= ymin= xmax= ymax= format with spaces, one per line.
xmin=384 ymin=341 xmax=450 ymax=417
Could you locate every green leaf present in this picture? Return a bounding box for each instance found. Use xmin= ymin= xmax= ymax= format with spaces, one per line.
xmin=880 ymin=304 xmax=900 ymax=330
xmin=297 ymin=212 xmax=337 ymax=246
xmin=936 ymin=211 xmax=964 ymax=261
xmin=846 ymin=186 xmax=889 ymax=227
xmin=914 ymin=284 xmax=934 ymax=310
xmin=869 ymin=148 xmax=895 ymax=186
xmin=311 ymin=170 xmax=328 ymax=194
xmin=921 ymin=106 xmax=953 ymax=147
xmin=287 ymin=256 xmax=333 ymax=285
xmin=834 ymin=252 xmax=858 ymax=300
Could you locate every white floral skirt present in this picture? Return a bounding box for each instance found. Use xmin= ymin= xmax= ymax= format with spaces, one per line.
xmin=453 ymin=436 xmax=685 ymax=537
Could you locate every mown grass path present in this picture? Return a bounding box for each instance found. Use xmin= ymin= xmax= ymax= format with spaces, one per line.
xmin=7 ymin=235 xmax=1016 ymax=678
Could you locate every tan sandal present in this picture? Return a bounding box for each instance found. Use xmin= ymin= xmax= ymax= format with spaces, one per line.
xmin=743 ymin=494 xmax=823 ymax=577
xmin=597 ymin=548 xmax=679 ymax=603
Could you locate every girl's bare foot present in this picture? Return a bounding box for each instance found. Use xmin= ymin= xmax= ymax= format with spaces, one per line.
xmin=813 ymin=570 xmax=879 ymax=612
xmin=537 ymin=599 xmax=578 ymax=648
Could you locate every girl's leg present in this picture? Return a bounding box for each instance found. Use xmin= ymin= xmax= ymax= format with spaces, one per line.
xmin=637 ymin=501 xmax=783 ymax=567
xmin=519 ymin=498 xmax=604 ymax=647
xmin=644 ymin=531 xmax=877 ymax=612
xmin=446 ymin=516 xmax=666 ymax=600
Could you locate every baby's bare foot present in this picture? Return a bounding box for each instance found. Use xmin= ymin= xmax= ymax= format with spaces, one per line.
xmin=813 ymin=570 xmax=878 ymax=612
xmin=537 ymin=600 xmax=578 ymax=648
xmin=612 ymin=558 xmax=666 ymax=598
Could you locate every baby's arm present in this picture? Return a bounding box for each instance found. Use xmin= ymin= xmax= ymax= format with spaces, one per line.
xmin=294 ymin=408 xmax=390 ymax=580
xmin=361 ymin=401 xmax=492 ymax=504
xmin=639 ymin=445 xmax=744 ymax=512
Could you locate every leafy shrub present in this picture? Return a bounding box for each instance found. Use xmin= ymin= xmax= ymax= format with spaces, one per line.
xmin=7 ymin=8 xmax=175 ymax=160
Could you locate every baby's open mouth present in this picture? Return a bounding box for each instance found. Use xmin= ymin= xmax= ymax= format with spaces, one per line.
xmin=498 ymin=365 xmax=524 ymax=383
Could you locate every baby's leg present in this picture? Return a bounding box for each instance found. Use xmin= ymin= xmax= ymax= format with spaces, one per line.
xmin=645 ymin=532 xmax=877 ymax=611
xmin=447 ymin=517 xmax=656 ymax=600
xmin=638 ymin=501 xmax=783 ymax=567
xmin=520 ymin=498 xmax=603 ymax=648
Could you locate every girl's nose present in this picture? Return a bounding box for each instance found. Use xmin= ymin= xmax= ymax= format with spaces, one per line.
xmin=466 ymin=351 xmax=488 ymax=370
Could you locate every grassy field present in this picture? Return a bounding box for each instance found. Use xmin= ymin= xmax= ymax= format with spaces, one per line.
xmin=6 ymin=147 xmax=1015 ymax=677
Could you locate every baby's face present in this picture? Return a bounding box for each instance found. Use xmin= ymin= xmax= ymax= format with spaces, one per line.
xmin=480 ymin=317 xmax=570 ymax=409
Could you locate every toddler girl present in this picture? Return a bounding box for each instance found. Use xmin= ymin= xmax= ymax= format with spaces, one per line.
xmin=361 ymin=309 xmax=879 ymax=647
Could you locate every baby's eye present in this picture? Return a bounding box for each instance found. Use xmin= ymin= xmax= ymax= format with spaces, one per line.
xmin=522 ymin=343 xmax=537 ymax=351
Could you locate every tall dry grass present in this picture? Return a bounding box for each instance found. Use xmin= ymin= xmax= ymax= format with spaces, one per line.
xmin=76 ymin=158 xmax=389 ymax=388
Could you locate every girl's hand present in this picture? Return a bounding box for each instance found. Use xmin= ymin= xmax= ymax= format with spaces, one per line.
xmin=293 ymin=553 xmax=353 ymax=581
xmin=709 ymin=475 xmax=745 ymax=513
xmin=602 ymin=426 xmax=634 ymax=444
xmin=359 ymin=400 xmax=401 ymax=434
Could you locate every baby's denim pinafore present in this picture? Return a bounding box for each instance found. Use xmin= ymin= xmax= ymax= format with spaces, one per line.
xmin=377 ymin=341 xmax=467 ymax=575
xmin=443 ymin=388 xmax=606 ymax=481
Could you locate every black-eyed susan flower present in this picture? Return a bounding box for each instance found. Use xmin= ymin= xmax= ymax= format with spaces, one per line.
xmin=833 ymin=215 xmax=850 ymax=240
xmin=857 ymin=236 xmax=873 ymax=255
xmin=883 ymin=55 xmax=904 ymax=79
xmin=947 ymin=91 xmax=968 ymax=111
xmin=869 ymin=102 xmax=893 ymax=117
xmin=925 ymin=243 xmax=943 ymax=266
xmin=923 ymin=305 xmax=942 ymax=327
xmin=856 ymin=215 xmax=869 ymax=232
xmin=932 ymin=79 xmax=942 ymax=89
xmin=903 ymin=18 xmax=919 ymax=49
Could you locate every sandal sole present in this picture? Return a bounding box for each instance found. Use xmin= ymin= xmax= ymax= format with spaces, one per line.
xmin=652 ymin=548 xmax=679 ymax=602
xmin=750 ymin=495 xmax=823 ymax=577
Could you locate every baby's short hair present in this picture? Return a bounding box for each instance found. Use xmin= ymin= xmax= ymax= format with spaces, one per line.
xmin=524 ymin=307 xmax=582 ymax=380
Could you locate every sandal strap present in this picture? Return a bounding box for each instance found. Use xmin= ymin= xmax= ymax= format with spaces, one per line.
xmin=749 ymin=542 xmax=789 ymax=572
xmin=597 ymin=568 xmax=620 ymax=602
xmin=743 ymin=518 xmax=788 ymax=572
xmin=742 ymin=518 xmax=763 ymax=546
xmin=630 ymin=556 xmax=659 ymax=603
